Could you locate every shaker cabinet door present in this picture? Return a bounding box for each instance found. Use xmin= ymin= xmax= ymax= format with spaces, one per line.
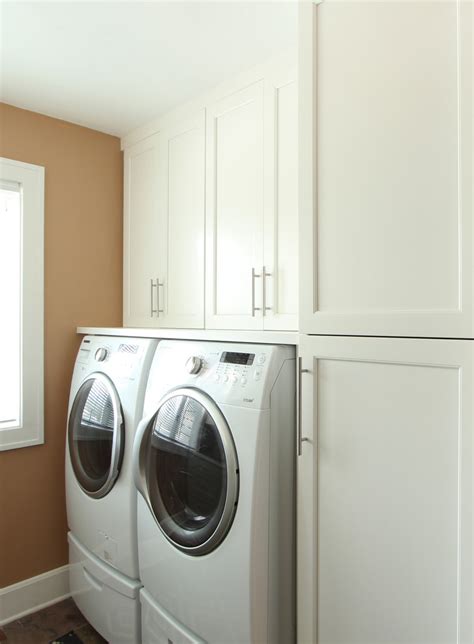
xmin=156 ymin=111 xmax=206 ymax=329
xmin=263 ymin=61 xmax=298 ymax=331
xmin=123 ymin=133 xmax=160 ymax=328
xmin=298 ymin=334 xmax=473 ymax=644
xmin=299 ymin=0 xmax=473 ymax=337
xmin=205 ymin=81 xmax=265 ymax=330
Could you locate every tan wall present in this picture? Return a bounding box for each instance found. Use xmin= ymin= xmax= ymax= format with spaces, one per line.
xmin=0 ymin=103 xmax=123 ymax=588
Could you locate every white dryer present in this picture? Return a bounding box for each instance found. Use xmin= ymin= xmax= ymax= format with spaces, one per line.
xmin=133 ymin=340 xmax=296 ymax=644
xmin=66 ymin=334 xmax=158 ymax=644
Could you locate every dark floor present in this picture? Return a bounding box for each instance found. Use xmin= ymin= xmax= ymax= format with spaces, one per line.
xmin=0 ymin=599 xmax=107 ymax=644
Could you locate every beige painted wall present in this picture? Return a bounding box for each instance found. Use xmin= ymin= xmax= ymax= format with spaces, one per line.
xmin=0 ymin=103 xmax=123 ymax=588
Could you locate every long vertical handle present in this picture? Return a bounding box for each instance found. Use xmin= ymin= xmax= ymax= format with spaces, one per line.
xmin=297 ymin=357 xmax=310 ymax=456
xmin=251 ymin=268 xmax=261 ymax=317
xmin=150 ymin=279 xmax=157 ymax=317
xmin=157 ymin=279 xmax=164 ymax=317
xmin=262 ymin=266 xmax=272 ymax=316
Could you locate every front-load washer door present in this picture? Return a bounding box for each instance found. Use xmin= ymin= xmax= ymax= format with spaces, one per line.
xmin=68 ymin=373 xmax=124 ymax=499
xmin=141 ymin=388 xmax=239 ymax=556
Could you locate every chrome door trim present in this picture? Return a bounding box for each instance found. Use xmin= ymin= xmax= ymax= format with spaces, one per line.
xmin=251 ymin=268 xmax=261 ymax=316
xmin=68 ymin=372 xmax=124 ymax=499
xmin=133 ymin=386 xmax=239 ymax=556
xmin=262 ymin=265 xmax=272 ymax=315
xmin=297 ymin=357 xmax=310 ymax=456
xmin=156 ymin=278 xmax=164 ymax=317
xmin=150 ymin=278 xmax=157 ymax=317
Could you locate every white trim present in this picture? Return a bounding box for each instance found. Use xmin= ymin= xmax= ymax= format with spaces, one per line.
xmin=0 ymin=157 xmax=44 ymax=451
xmin=0 ymin=565 xmax=70 ymax=626
xmin=77 ymin=326 xmax=299 ymax=346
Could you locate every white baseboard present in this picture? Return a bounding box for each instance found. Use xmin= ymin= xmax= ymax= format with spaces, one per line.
xmin=0 ymin=565 xmax=70 ymax=626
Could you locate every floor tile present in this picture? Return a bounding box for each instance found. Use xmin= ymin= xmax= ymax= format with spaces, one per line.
xmin=74 ymin=623 xmax=108 ymax=644
xmin=19 ymin=598 xmax=86 ymax=637
xmin=2 ymin=619 xmax=56 ymax=644
xmin=2 ymin=598 xmax=90 ymax=643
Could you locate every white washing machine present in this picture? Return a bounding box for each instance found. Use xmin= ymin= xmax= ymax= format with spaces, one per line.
xmin=133 ymin=340 xmax=296 ymax=644
xmin=66 ymin=334 xmax=158 ymax=644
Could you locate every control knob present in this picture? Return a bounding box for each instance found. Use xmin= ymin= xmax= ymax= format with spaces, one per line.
xmin=186 ymin=356 xmax=203 ymax=375
xmin=95 ymin=347 xmax=108 ymax=362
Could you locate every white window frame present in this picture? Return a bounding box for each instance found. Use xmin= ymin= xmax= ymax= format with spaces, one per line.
xmin=0 ymin=157 xmax=44 ymax=451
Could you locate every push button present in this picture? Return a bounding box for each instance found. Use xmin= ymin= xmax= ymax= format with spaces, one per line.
xmin=256 ymin=354 xmax=266 ymax=365
xmin=254 ymin=369 xmax=263 ymax=381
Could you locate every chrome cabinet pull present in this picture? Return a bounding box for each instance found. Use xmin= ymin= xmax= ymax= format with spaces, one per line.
xmin=150 ymin=279 xmax=158 ymax=317
xmin=156 ymin=279 xmax=164 ymax=317
xmin=251 ymin=268 xmax=261 ymax=317
xmin=262 ymin=266 xmax=272 ymax=316
xmin=297 ymin=357 xmax=310 ymax=456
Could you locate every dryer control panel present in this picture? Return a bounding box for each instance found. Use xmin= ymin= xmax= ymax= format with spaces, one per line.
xmin=144 ymin=340 xmax=295 ymax=410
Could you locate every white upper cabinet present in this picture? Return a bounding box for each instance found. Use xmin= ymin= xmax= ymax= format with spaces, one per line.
xmin=298 ymin=334 xmax=473 ymax=644
xmin=263 ymin=62 xmax=298 ymax=331
xmin=123 ymin=133 xmax=160 ymax=328
xmin=156 ymin=111 xmax=206 ymax=329
xmin=206 ymin=59 xmax=298 ymax=331
xmin=124 ymin=111 xmax=205 ymax=329
xmin=299 ymin=1 xmax=473 ymax=338
xmin=205 ymin=81 xmax=266 ymax=330
xmin=124 ymin=55 xmax=297 ymax=332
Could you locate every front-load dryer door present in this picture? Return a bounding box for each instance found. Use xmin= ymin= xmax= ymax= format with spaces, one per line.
xmin=68 ymin=373 xmax=124 ymax=499
xmin=140 ymin=388 xmax=239 ymax=556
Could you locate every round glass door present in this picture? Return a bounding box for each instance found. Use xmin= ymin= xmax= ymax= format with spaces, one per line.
xmin=143 ymin=388 xmax=239 ymax=556
xmin=68 ymin=373 xmax=124 ymax=499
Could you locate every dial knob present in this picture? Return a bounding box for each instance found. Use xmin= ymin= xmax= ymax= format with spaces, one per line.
xmin=95 ymin=347 xmax=108 ymax=362
xmin=186 ymin=356 xmax=203 ymax=375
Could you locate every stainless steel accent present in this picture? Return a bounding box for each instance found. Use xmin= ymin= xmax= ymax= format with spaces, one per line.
xmin=251 ymin=268 xmax=261 ymax=317
xmin=156 ymin=279 xmax=164 ymax=317
xmin=297 ymin=357 xmax=310 ymax=457
xmin=69 ymin=372 xmax=124 ymax=498
xmin=94 ymin=347 xmax=108 ymax=362
xmin=150 ymin=279 xmax=158 ymax=317
xmin=262 ymin=266 xmax=272 ymax=315
xmin=132 ymin=387 xmax=239 ymax=557
xmin=186 ymin=356 xmax=203 ymax=375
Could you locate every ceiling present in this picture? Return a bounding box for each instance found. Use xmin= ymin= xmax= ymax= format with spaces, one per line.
xmin=0 ymin=1 xmax=297 ymax=137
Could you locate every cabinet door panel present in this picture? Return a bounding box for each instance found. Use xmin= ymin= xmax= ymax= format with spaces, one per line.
xmin=206 ymin=82 xmax=265 ymax=330
xmin=158 ymin=111 xmax=205 ymax=328
xmin=264 ymin=63 xmax=298 ymax=331
xmin=298 ymin=335 xmax=473 ymax=644
xmin=299 ymin=1 xmax=473 ymax=337
xmin=123 ymin=134 xmax=160 ymax=327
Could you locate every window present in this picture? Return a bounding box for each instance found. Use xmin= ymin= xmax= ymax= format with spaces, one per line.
xmin=0 ymin=158 xmax=44 ymax=450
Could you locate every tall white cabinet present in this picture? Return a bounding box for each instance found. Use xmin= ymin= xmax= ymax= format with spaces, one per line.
xmin=299 ymin=0 xmax=473 ymax=338
xmin=298 ymin=335 xmax=473 ymax=644
xmin=297 ymin=2 xmax=474 ymax=643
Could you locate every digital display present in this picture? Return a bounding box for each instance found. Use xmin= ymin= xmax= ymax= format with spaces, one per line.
xmin=220 ymin=352 xmax=255 ymax=366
